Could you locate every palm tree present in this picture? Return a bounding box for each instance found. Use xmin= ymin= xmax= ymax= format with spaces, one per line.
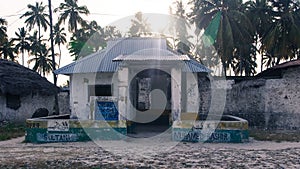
xmin=28 ymin=43 xmax=57 ymax=77
xmin=13 ymin=27 xmax=30 ymax=66
xmin=53 ymin=23 xmax=67 ymax=68
xmin=189 ymin=0 xmax=255 ymax=76
xmin=0 ymin=39 xmax=18 ymax=61
xmin=0 ymin=18 xmax=7 ymax=44
xmin=68 ymin=20 xmax=109 ymax=60
xmin=104 ymin=26 xmax=122 ymax=40
xmin=28 ymin=31 xmax=44 ymax=60
xmin=128 ymin=12 xmax=151 ymax=37
xmin=244 ymin=0 xmax=274 ymax=71
xmin=20 ymin=2 xmax=49 ymax=39
xmin=262 ymin=0 xmax=300 ymax=66
xmin=169 ymin=1 xmax=193 ymax=55
xmin=82 ymin=20 xmax=106 ymax=51
xmin=54 ymin=0 xmax=89 ymax=37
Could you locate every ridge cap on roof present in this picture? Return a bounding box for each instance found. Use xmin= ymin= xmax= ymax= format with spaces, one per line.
xmin=108 ymin=37 xmax=166 ymax=41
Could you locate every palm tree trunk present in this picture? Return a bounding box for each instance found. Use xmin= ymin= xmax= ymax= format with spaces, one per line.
xmin=240 ymin=55 xmax=242 ymax=76
xmin=58 ymin=44 xmax=62 ymax=68
xmin=74 ymin=17 xmax=78 ymax=39
xmin=48 ymin=0 xmax=59 ymax=115
xmin=222 ymin=60 xmax=227 ymax=77
xmin=38 ymin=25 xmax=41 ymax=40
xmin=21 ymin=49 xmax=24 ymax=66
xmin=261 ymin=54 xmax=263 ymax=72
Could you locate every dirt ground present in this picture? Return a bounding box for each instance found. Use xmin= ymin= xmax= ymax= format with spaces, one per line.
xmin=0 ymin=136 xmax=299 ymax=169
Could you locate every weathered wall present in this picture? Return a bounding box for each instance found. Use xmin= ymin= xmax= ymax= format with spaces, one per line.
xmin=223 ymin=79 xmax=267 ymax=128
xmin=0 ymin=94 xmax=55 ymax=123
xmin=68 ymin=67 xmax=300 ymax=130
xmin=70 ymin=73 xmax=116 ymax=119
xmin=220 ymin=67 xmax=300 ymax=130
xmin=197 ymin=75 xmax=211 ymax=115
xmin=196 ymin=67 xmax=300 ymax=130
xmin=58 ymin=92 xmax=71 ymax=115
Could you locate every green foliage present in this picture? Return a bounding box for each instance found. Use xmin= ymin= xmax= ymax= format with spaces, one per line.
xmin=128 ymin=12 xmax=152 ymax=37
xmin=6 ymin=0 xmax=300 ymax=77
xmin=53 ymin=23 xmax=67 ymax=47
xmin=0 ymin=18 xmax=7 ymax=44
xmin=28 ymin=43 xmax=57 ymax=77
xmin=25 ymin=31 xmax=58 ymax=77
xmin=104 ymin=26 xmax=122 ymax=40
xmin=168 ymin=1 xmax=194 ymax=56
xmin=0 ymin=39 xmax=18 ymax=61
xmin=53 ymin=23 xmax=67 ymax=68
xmin=54 ymin=0 xmax=90 ymax=35
xmin=261 ymin=0 xmax=300 ymax=66
xmin=189 ymin=0 xmax=259 ymax=76
xmin=68 ymin=22 xmax=122 ymax=60
xmin=0 ymin=123 xmax=25 ymax=141
xmin=202 ymin=11 xmax=221 ymax=47
xmin=68 ymin=20 xmax=103 ymax=60
xmin=13 ymin=27 xmax=31 ymax=66
xmin=20 ymin=2 xmax=49 ymax=39
xmin=69 ymin=39 xmax=93 ymax=60
xmin=0 ymin=18 xmax=18 ymax=62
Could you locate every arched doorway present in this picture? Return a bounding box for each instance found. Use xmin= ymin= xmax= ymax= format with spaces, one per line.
xmin=129 ymin=69 xmax=171 ymax=134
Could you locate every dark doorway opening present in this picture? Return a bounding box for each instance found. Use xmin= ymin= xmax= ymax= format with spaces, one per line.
xmin=128 ymin=69 xmax=172 ymax=136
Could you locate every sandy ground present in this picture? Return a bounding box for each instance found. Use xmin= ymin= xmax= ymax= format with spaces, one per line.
xmin=0 ymin=136 xmax=299 ymax=168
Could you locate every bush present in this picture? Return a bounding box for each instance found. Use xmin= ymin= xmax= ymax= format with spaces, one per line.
xmin=0 ymin=122 xmax=25 ymax=141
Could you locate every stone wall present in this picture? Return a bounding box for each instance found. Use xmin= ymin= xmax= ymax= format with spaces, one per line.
xmin=58 ymin=92 xmax=71 ymax=115
xmin=0 ymin=93 xmax=55 ymax=123
xmin=197 ymin=75 xmax=211 ymax=115
xmin=201 ymin=67 xmax=300 ymax=130
xmin=223 ymin=79 xmax=267 ymax=129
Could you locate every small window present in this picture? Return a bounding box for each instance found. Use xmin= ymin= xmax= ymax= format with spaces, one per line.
xmin=89 ymin=85 xmax=112 ymax=97
xmin=6 ymin=94 xmax=21 ymax=110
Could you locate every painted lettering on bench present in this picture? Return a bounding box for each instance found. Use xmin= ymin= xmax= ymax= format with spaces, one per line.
xmin=37 ymin=133 xmax=78 ymax=142
xmin=27 ymin=122 xmax=40 ymax=128
xmin=173 ymin=130 xmax=231 ymax=142
xmin=209 ymin=132 xmax=231 ymax=141
xmin=47 ymin=120 xmax=69 ymax=131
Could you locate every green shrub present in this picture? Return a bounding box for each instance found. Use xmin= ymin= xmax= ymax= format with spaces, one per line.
xmin=0 ymin=123 xmax=25 ymax=141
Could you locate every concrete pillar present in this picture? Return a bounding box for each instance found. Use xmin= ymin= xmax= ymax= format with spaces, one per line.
xmin=82 ymin=78 xmax=89 ymax=119
xmin=171 ymin=68 xmax=182 ymax=122
xmin=118 ymin=67 xmax=129 ymax=120
xmin=186 ymin=73 xmax=199 ymax=113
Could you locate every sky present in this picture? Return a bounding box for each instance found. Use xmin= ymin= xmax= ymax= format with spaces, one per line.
xmin=0 ymin=0 xmax=188 ymax=85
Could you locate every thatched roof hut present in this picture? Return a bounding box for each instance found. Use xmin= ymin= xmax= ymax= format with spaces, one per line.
xmin=0 ymin=59 xmax=58 ymax=96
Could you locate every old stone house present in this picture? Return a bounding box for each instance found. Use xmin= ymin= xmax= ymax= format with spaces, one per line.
xmin=0 ymin=59 xmax=58 ymax=122
xmin=55 ymin=38 xmax=210 ymax=125
xmin=54 ymin=37 xmax=300 ymax=131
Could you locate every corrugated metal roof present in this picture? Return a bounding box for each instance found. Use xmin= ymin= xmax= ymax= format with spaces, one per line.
xmin=270 ymin=59 xmax=300 ymax=69
xmin=113 ymin=54 xmax=190 ymax=61
xmin=54 ymin=38 xmax=210 ymax=75
xmin=184 ymin=59 xmax=212 ymax=73
xmin=256 ymin=59 xmax=300 ymax=78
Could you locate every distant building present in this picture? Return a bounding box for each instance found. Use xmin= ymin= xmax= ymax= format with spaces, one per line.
xmin=55 ymin=38 xmax=210 ymax=124
xmin=0 ymin=59 xmax=58 ymax=122
xmin=223 ymin=59 xmax=300 ymax=130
